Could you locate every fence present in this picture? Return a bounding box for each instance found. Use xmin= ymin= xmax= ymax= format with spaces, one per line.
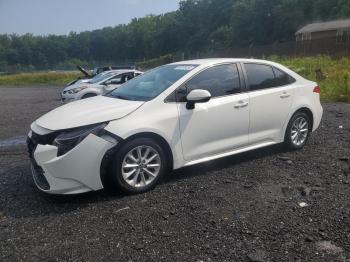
xmin=114 ymin=36 xmax=350 ymax=70
xmin=179 ymin=36 xmax=350 ymax=60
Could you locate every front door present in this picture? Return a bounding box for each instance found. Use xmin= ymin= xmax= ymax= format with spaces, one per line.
xmin=178 ymin=63 xmax=250 ymax=161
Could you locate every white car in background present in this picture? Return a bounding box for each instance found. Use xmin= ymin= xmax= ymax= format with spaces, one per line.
xmin=65 ymin=70 xmax=112 ymax=89
xmin=61 ymin=69 xmax=143 ymax=103
xmin=28 ymin=58 xmax=323 ymax=195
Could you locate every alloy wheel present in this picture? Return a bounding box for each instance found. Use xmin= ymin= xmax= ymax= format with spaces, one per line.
xmin=121 ymin=145 xmax=161 ymax=188
xmin=290 ymin=116 xmax=309 ymax=146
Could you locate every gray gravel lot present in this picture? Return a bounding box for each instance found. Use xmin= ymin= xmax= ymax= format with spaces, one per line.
xmin=0 ymin=86 xmax=62 ymax=139
xmin=0 ymin=86 xmax=349 ymax=261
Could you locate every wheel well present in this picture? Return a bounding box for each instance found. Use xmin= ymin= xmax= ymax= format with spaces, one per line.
xmin=124 ymin=132 xmax=174 ymax=171
xmin=295 ymin=107 xmax=314 ymax=130
xmin=100 ymin=132 xmax=174 ymax=187
xmin=283 ymin=107 xmax=314 ymax=143
xmin=82 ymin=93 xmax=97 ymax=99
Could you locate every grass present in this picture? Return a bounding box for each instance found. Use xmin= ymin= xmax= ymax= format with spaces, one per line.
xmin=0 ymin=71 xmax=81 ymax=86
xmin=0 ymin=56 xmax=349 ymax=102
xmin=270 ymin=56 xmax=350 ymax=102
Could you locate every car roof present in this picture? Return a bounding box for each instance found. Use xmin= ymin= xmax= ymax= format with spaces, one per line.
xmin=102 ymin=69 xmax=142 ymax=75
xmin=98 ymin=69 xmax=143 ymax=81
xmin=170 ymin=58 xmax=279 ymax=66
xmin=170 ymin=58 xmax=303 ymax=81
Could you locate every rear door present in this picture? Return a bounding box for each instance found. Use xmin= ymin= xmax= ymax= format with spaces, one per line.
xmin=242 ymin=63 xmax=297 ymax=144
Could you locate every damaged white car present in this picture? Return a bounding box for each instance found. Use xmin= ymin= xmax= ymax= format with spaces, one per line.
xmin=27 ymin=59 xmax=323 ymax=195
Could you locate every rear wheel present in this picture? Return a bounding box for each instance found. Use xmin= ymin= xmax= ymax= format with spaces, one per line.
xmin=110 ymin=138 xmax=168 ymax=194
xmin=285 ymin=111 xmax=311 ymax=149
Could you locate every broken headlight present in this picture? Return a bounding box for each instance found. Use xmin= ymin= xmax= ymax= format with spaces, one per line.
xmin=53 ymin=123 xmax=108 ymax=156
xmin=67 ymin=86 xmax=88 ymax=94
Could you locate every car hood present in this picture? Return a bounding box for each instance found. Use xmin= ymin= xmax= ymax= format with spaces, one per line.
xmin=77 ymin=65 xmax=92 ymax=77
xmin=35 ymin=95 xmax=144 ymax=131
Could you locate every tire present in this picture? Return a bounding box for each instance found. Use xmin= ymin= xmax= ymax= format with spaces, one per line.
xmin=82 ymin=93 xmax=97 ymax=99
xmin=284 ymin=111 xmax=312 ymax=150
xmin=110 ymin=137 xmax=168 ymax=194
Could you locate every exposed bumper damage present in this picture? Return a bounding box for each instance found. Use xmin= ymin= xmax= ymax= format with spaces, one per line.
xmin=28 ymin=134 xmax=116 ymax=195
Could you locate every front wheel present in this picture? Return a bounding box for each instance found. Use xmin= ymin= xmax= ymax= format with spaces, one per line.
xmin=284 ymin=112 xmax=311 ymax=150
xmin=110 ymin=138 xmax=168 ymax=194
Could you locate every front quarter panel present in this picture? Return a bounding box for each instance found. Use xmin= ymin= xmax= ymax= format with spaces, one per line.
xmin=105 ymin=96 xmax=184 ymax=169
xmin=77 ymin=86 xmax=104 ymax=99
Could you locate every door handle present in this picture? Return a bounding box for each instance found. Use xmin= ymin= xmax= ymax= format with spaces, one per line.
xmin=280 ymin=92 xmax=291 ymax=99
xmin=234 ymin=101 xmax=249 ymax=109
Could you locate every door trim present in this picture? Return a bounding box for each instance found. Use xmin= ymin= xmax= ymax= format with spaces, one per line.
xmin=183 ymin=141 xmax=276 ymax=167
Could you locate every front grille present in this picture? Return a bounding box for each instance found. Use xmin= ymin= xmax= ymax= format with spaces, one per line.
xmin=26 ymin=136 xmax=36 ymax=159
xmin=31 ymin=131 xmax=57 ymax=145
xmin=27 ymin=131 xmax=58 ymax=154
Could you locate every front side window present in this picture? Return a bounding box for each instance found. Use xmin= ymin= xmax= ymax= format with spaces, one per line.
xmin=186 ymin=64 xmax=241 ymax=98
xmin=89 ymin=72 xmax=114 ymax=84
xmin=104 ymin=74 xmax=123 ymax=85
xmin=106 ymin=64 xmax=198 ymax=101
xmin=244 ymin=63 xmax=276 ymax=91
xmin=105 ymin=73 xmax=135 ymax=85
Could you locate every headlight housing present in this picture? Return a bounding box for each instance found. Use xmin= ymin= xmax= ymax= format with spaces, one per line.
xmin=53 ymin=123 xmax=108 ymax=156
xmin=67 ymin=86 xmax=88 ymax=94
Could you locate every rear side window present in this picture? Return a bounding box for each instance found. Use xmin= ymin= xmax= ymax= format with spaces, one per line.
xmin=186 ymin=64 xmax=241 ymax=98
xmin=244 ymin=63 xmax=276 ymax=91
xmin=273 ymin=67 xmax=296 ymax=86
xmin=245 ymin=63 xmax=295 ymax=91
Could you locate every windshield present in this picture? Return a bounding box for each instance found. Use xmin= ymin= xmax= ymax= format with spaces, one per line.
xmin=106 ymin=64 xmax=198 ymax=101
xmin=88 ymin=72 xmax=115 ymax=84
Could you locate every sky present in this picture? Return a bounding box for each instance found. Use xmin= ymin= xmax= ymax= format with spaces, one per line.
xmin=0 ymin=0 xmax=181 ymax=35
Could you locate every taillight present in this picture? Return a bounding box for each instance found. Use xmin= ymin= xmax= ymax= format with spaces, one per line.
xmin=313 ymin=86 xmax=321 ymax=94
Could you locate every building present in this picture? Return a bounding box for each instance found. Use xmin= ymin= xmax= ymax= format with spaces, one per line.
xmin=296 ymin=19 xmax=350 ymax=42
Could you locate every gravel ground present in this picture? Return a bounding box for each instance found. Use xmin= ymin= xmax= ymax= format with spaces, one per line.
xmin=0 ymin=86 xmax=349 ymax=261
xmin=0 ymin=86 xmax=62 ymax=139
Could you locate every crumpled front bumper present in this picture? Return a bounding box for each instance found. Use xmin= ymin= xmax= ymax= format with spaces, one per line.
xmin=29 ymin=134 xmax=116 ymax=195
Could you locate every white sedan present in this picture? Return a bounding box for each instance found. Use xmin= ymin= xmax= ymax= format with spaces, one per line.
xmin=61 ymin=69 xmax=143 ymax=103
xmin=27 ymin=58 xmax=323 ymax=195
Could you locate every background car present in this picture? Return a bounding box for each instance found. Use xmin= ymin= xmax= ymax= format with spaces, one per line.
xmin=66 ymin=65 xmax=136 ymax=87
xmin=61 ymin=69 xmax=143 ymax=103
xmin=28 ymin=58 xmax=323 ymax=195
xmin=92 ymin=65 xmax=135 ymax=76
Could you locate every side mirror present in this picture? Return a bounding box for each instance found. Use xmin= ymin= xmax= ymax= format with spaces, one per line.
xmin=186 ymin=89 xmax=211 ymax=110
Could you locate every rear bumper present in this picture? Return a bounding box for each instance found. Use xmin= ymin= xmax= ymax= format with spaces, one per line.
xmin=312 ymin=102 xmax=323 ymax=131
xmin=28 ymin=134 xmax=116 ymax=195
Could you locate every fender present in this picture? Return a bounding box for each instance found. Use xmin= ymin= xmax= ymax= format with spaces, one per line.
xmin=77 ymin=86 xmax=104 ymax=99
